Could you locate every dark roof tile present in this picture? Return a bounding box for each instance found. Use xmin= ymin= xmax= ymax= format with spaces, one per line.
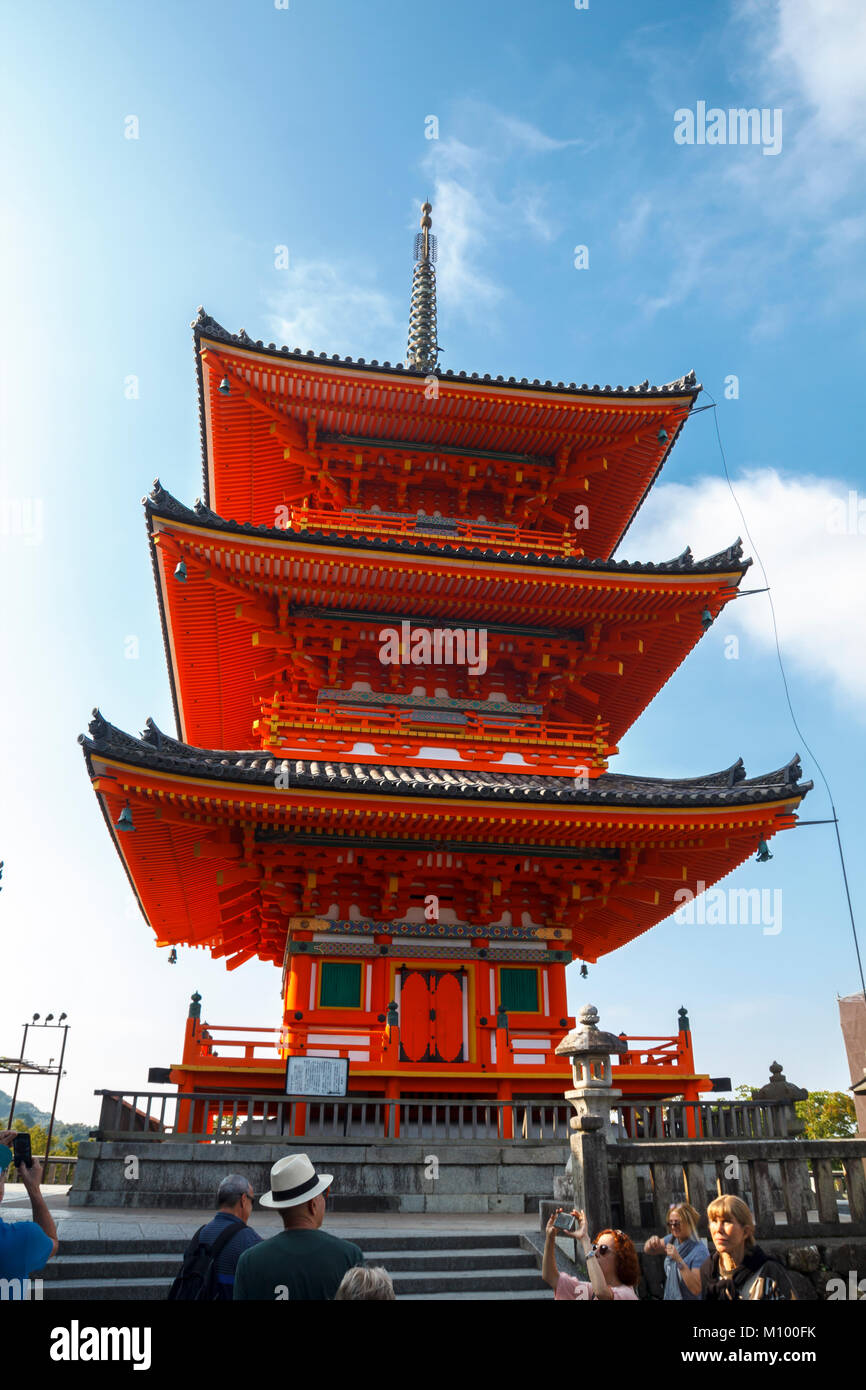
xmin=145 ymin=484 xmax=750 ymax=578
xmin=81 ymin=713 xmax=811 ymax=810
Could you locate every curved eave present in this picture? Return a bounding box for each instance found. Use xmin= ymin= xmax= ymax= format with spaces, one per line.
xmin=81 ymin=717 xmax=811 ymax=813
xmin=145 ymin=487 xmax=749 ymax=749
xmin=147 ymin=498 xmax=185 ymax=741
xmin=145 ymin=484 xmax=750 ymax=578
xmin=80 ymin=719 xmax=809 ymax=962
xmin=192 ymin=311 xmax=701 ymax=547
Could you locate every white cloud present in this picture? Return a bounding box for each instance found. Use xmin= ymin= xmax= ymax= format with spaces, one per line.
xmin=621 ymin=467 xmax=866 ymax=714
xmin=627 ymin=2 xmax=866 ymax=329
xmin=494 ymin=113 xmax=585 ymax=154
xmin=747 ymin=303 xmax=789 ymax=341
xmin=268 ymin=260 xmax=399 ymax=359
xmin=616 ymin=195 xmax=653 ymax=254
xmin=770 ymin=0 xmax=866 ymax=147
xmin=425 ymin=176 xmax=506 ymax=324
xmin=419 ymin=104 xmax=581 ymax=330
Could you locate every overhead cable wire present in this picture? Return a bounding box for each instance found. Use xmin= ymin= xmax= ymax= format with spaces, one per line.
xmin=699 ymin=391 xmax=865 ymax=998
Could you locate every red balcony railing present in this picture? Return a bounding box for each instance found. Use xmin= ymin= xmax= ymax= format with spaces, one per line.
xmin=255 ymin=696 xmax=609 ymax=771
xmin=280 ymin=506 xmax=584 ymax=559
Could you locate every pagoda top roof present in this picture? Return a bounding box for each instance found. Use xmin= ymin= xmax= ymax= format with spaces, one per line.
xmin=81 ymin=711 xmax=811 ymax=811
xmin=146 ymin=481 xmax=749 ymax=577
xmin=193 ymin=307 xmax=701 ymax=401
xmin=192 ymin=309 xmax=702 ymax=554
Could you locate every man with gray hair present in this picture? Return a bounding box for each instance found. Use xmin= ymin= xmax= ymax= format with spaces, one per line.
xmin=168 ymin=1174 xmax=262 ymax=1301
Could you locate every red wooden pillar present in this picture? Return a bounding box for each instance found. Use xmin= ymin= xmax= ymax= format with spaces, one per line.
xmin=679 ymin=1026 xmax=702 ymax=1136
xmin=548 ymin=961 xmax=569 ymax=1024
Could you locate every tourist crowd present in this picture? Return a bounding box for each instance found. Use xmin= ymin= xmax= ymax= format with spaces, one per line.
xmin=542 ymin=1196 xmax=795 ymax=1300
xmin=0 ymin=1140 xmax=796 ymax=1301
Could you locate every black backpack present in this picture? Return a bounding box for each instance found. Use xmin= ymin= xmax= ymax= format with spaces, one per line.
xmin=167 ymin=1222 xmax=243 ymax=1301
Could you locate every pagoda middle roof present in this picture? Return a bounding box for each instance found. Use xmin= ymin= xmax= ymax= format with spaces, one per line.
xmin=146 ymin=482 xmax=750 ymax=751
xmin=82 ymin=712 xmax=811 ymax=812
xmin=146 ymin=483 xmax=749 ymax=578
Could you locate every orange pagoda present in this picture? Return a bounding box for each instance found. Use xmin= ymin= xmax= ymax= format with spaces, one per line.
xmin=81 ymin=203 xmax=810 ymax=1118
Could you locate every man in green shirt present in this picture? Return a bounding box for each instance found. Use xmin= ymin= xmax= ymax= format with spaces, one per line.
xmin=233 ymin=1153 xmax=364 ymax=1301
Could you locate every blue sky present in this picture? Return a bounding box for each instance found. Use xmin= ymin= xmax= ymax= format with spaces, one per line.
xmin=1 ymin=0 xmax=865 ymax=1122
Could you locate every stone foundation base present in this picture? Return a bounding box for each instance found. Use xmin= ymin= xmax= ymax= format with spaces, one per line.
xmin=70 ymin=1140 xmax=565 ymax=1213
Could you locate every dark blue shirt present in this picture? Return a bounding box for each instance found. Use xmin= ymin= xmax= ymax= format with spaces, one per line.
xmin=196 ymin=1212 xmax=262 ymax=1300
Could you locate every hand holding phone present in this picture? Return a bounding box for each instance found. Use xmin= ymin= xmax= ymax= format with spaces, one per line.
xmin=553 ymin=1210 xmax=577 ymax=1233
xmin=13 ymin=1133 xmax=33 ymax=1169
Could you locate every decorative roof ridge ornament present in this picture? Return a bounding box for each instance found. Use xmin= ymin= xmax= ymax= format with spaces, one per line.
xmin=147 ymin=478 xmax=169 ymax=508
xmin=140 ymin=718 xmax=164 ymax=749
xmin=191 ymin=306 xmax=229 ymax=337
xmin=694 ymin=536 xmax=747 ymax=568
xmin=738 ymin=752 xmax=805 ymax=789
xmin=406 ymin=201 xmax=441 ymax=374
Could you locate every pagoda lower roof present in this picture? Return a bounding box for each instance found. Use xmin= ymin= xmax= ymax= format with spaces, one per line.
xmin=193 ymin=310 xmax=700 ymax=556
xmin=80 ymin=712 xmax=810 ymax=966
xmin=82 ymin=713 xmax=810 ymax=812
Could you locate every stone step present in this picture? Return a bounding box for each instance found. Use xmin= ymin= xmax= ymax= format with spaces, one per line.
xmin=52 ymin=1231 xmax=527 ymax=1257
xmin=37 ymin=1228 xmax=546 ymax=1299
xmin=401 ymin=1289 xmax=553 ymax=1300
xmin=356 ymin=1233 xmax=526 ymax=1252
xmin=44 ymin=1270 xmax=546 ymax=1300
xmin=361 ymin=1247 xmax=536 ymax=1271
xmin=52 ymin=1237 xmax=191 ymax=1257
xmin=43 ymin=1254 xmax=182 ymax=1281
xmin=390 ymin=1267 xmax=543 ymax=1294
xmin=42 ymin=1244 xmax=536 ymax=1281
xmin=44 ymin=1278 xmax=175 ymax=1302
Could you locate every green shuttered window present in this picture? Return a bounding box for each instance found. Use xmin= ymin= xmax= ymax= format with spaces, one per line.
xmin=320 ymin=961 xmax=363 ymax=1008
xmin=499 ymin=968 xmax=538 ymax=1013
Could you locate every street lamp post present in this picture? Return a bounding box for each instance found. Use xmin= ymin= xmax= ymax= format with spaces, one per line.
xmin=2 ymin=1013 xmax=70 ymax=1174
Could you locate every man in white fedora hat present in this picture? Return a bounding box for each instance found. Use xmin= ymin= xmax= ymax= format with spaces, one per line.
xmin=233 ymin=1153 xmax=364 ymax=1300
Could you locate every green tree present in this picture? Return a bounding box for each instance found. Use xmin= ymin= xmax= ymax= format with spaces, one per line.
xmin=795 ymin=1091 xmax=856 ymax=1139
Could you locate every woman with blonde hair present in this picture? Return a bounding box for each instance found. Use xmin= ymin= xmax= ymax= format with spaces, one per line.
xmin=334 ymin=1265 xmax=395 ymax=1300
xmin=700 ymin=1194 xmax=794 ymax=1300
xmin=644 ymin=1202 xmax=708 ymax=1300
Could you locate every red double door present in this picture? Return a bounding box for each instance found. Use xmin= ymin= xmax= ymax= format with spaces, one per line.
xmin=399 ymin=969 xmax=465 ymax=1063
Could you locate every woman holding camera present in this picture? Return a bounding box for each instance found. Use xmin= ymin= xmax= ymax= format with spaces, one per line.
xmin=644 ymin=1202 xmax=708 ymax=1299
xmin=542 ymin=1208 xmax=640 ymax=1299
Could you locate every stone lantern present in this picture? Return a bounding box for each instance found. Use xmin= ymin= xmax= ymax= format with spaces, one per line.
xmin=755 ymin=1060 xmax=808 ymax=1137
xmin=545 ymin=1006 xmax=627 ymax=1228
xmin=555 ymin=1003 xmax=628 ymax=1143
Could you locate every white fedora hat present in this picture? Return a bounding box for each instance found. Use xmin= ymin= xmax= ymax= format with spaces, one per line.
xmin=259 ymin=1153 xmax=333 ymax=1208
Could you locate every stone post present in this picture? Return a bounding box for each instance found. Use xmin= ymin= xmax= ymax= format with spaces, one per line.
xmin=551 ymin=1005 xmax=628 ymax=1231
xmin=755 ymin=1060 xmax=808 ymax=1137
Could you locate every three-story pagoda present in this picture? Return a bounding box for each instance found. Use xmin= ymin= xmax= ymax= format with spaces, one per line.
xmin=81 ymin=205 xmax=810 ymax=1118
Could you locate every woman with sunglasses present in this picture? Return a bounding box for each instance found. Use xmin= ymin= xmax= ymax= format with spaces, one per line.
xmin=643 ymin=1202 xmax=708 ymax=1300
xmin=543 ymin=1209 xmax=640 ymax=1299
